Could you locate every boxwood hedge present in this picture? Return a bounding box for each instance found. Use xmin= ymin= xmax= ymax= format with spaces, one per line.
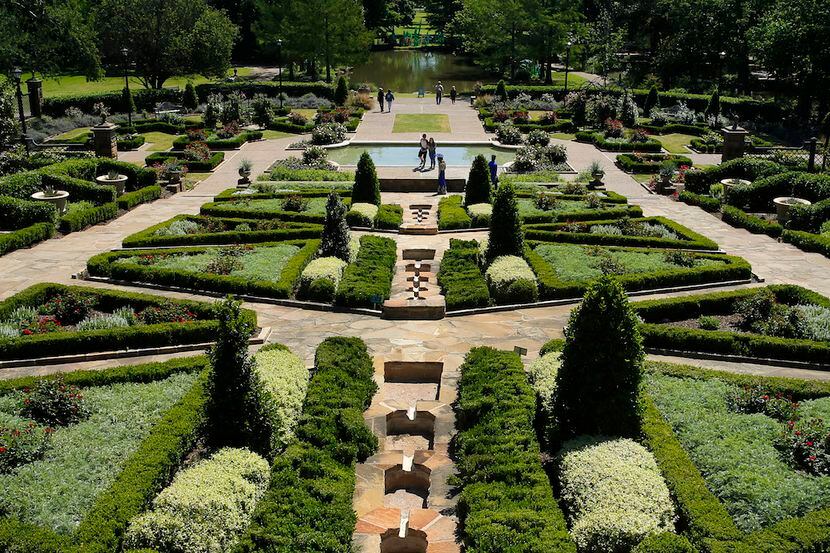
xmin=678 ymin=191 xmax=721 ymax=212
xmin=575 ymin=131 xmax=662 ymax=152
xmin=144 ymin=151 xmax=225 ymax=171
xmin=0 ymin=283 xmax=256 ymax=361
xmin=122 ymin=215 xmax=322 ymax=248
xmin=684 ymin=158 xmax=787 ymax=194
xmin=633 ymin=285 xmax=830 ymax=365
xmin=455 ymin=347 xmax=575 ymax=552
xmin=782 ymin=229 xmax=830 ymax=258
xmin=616 ymin=153 xmax=694 ymax=174
xmin=171 ymin=131 xmax=264 ymax=150
xmin=438 ymin=195 xmax=473 ymax=230
xmin=524 ymin=216 xmax=719 ymax=250
xmin=437 ymin=239 xmax=491 ymax=310
xmin=236 ymin=337 xmax=377 ymax=553
xmin=87 ymin=240 xmax=319 ymax=300
xmin=0 ymin=222 xmax=55 ymax=256
xmin=335 ymin=235 xmax=397 ymax=308
xmin=720 ymin=205 xmax=783 ymax=238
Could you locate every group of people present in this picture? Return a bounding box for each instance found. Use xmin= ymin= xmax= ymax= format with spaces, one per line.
xmin=408 ymin=133 xmax=447 ymax=194
xmin=375 ymin=80 xmax=459 ymax=112
xmin=376 ymin=88 xmax=396 ymax=113
xmin=433 ymin=81 xmax=458 ymax=105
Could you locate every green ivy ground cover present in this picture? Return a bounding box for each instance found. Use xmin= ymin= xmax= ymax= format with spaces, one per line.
xmin=0 ymin=371 xmax=197 ymax=534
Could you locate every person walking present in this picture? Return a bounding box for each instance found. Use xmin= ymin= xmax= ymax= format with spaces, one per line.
xmin=377 ymin=87 xmax=385 ymax=112
xmin=437 ymin=154 xmax=447 ymax=194
xmin=428 ymin=137 xmax=437 ymax=170
xmin=435 ymin=81 xmax=444 ymax=105
xmin=450 ymin=86 xmax=457 ymax=104
xmin=385 ymin=89 xmax=395 ymax=113
xmin=488 ymin=155 xmax=499 ymax=187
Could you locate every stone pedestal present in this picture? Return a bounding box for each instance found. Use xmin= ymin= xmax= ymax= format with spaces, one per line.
xmin=26 ymin=79 xmax=43 ymax=118
xmin=721 ymin=126 xmax=749 ymax=163
xmin=92 ymin=123 xmax=119 ymax=158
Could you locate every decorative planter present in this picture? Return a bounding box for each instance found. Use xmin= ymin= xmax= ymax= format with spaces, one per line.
xmin=31 ymin=190 xmax=69 ymax=214
xmin=773 ymin=197 xmax=811 ymax=225
xmin=167 ymin=170 xmax=182 ymax=185
xmin=720 ymin=178 xmax=751 ymax=195
xmin=590 ymin=171 xmax=605 ymax=189
xmin=673 ymin=183 xmax=686 ymax=194
xmin=95 ymin=173 xmax=128 ymax=196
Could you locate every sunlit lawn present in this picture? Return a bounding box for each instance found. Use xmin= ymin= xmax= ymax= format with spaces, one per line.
xmin=655 ymin=133 xmax=696 ymax=154
xmin=23 ymin=68 xmax=255 ymax=98
xmin=141 ymin=132 xmax=179 ymax=151
xmin=551 ymin=132 xmax=577 ymax=141
xmin=289 ymin=109 xmax=318 ymax=120
xmin=393 ymin=114 xmax=450 ymax=133
xmin=54 ymin=127 xmax=91 ymax=141
xmin=261 ymin=130 xmax=293 ymax=140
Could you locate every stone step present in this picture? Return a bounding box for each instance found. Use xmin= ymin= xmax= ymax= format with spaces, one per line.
xmin=382 ymin=296 xmax=446 ymax=320
xmin=380 ymin=178 xmax=465 ymax=193
xmin=399 ymin=224 xmax=439 ymax=235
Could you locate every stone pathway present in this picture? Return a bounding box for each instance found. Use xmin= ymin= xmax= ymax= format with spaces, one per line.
xmin=354 ymin=352 xmax=461 ymax=552
xmin=354 ymin=97 xmax=488 ymax=143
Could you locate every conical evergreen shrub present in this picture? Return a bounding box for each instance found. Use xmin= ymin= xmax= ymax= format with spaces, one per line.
xmin=182 ymin=82 xmax=198 ymax=111
xmin=320 ymin=192 xmax=351 ymax=262
xmin=353 ymin=151 xmax=381 ymax=206
xmin=705 ymin=87 xmax=721 ymax=117
xmin=464 ymin=155 xmax=492 ymax=206
xmin=496 ymin=79 xmax=508 ymax=102
xmin=554 ymin=276 xmax=644 ymax=439
xmin=485 ymin=182 xmax=524 ymax=263
xmin=644 ymin=85 xmax=659 ymax=116
xmin=121 ymin=86 xmax=136 ymax=115
xmin=334 ymin=76 xmax=349 ymax=106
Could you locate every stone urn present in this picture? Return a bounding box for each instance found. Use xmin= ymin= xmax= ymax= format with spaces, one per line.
xmin=720 ymin=178 xmax=751 ymax=195
xmin=773 ymin=197 xmax=811 ymax=225
xmin=31 ymin=190 xmax=69 ymax=215
xmin=167 ymin=169 xmax=183 ymax=185
xmin=95 ymin=172 xmax=128 ymax=196
xmin=590 ymin=170 xmax=605 ymax=189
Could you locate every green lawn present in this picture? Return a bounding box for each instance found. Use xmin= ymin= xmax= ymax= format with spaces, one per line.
xmin=551 ymin=132 xmax=577 ymax=141
xmin=54 ymin=127 xmax=92 ymax=141
xmin=142 ymin=132 xmax=179 ymax=152
xmin=261 ymin=130 xmax=293 ymax=140
xmin=22 ymin=68 xmax=255 ymax=98
xmin=655 ymin=133 xmax=696 ymax=154
xmin=393 ymin=114 xmax=451 ymax=133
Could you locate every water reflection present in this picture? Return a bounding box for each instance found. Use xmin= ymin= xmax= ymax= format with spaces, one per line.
xmin=349 ymin=50 xmax=495 ymax=94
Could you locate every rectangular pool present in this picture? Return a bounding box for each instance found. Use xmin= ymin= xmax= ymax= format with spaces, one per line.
xmin=325 ymin=144 xmax=516 ymax=166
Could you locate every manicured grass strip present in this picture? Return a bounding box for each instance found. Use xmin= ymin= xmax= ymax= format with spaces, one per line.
xmin=142 ymin=131 xmax=179 ymax=152
xmin=437 ymin=239 xmax=490 ymax=310
xmin=392 ymin=114 xmax=451 ymax=133
xmin=633 ymin=285 xmax=830 ymax=365
xmin=335 ymin=235 xmax=397 ymax=308
xmin=655 ymin=133 xmax=697 ymax=154
xmin=455 ymin=347 xmax=575 ymax=552
xmin=236 ymin=337 xmax=377 ymax=553
xmin=0 ymin=283 xmax=253 ymax=362
xmin=87 ymin=240 xmax=318 ymax=300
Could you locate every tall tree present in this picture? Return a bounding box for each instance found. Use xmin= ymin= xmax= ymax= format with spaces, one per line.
xmin=95 ymin=0 xmax=239 ymax=89
xmin=454 ymin=0 xmax=534 ymax=77
xmin=207 ymin=0 xmax=260 ymax=60
xmin=0 ymin=77 xmax=18 ymax=147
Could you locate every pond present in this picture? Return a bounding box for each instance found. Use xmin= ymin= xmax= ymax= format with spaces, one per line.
xmin=326 ymin=143 xmax=515 ymax=167
xmin=348 ymin=50 xmax=495 ymax=94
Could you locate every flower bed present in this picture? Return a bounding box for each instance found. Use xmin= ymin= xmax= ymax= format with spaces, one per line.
xmin=454 ymin=347 xmax=575 ymax=552
xmin=437 ymin=239 xmax=491 ymax=310
xmin=616 ymin=153 xmax=694 ymax=174
xmin=235 ymin=337 xmax=377 ymax=552
xmin=524 ymin=216 xmax=719 ymax=250
xmin=0 ymin=284 xmax=253 ymax=362
xmin=633 ymin=285 xmax=830 ymax=365
xmin=121 ymin=214 xmax=322 ymax=248
xmin=0 ymin=356 xmax=209 ymax=551
xmin=171 ymin=130 xmax=263 ymax=150
xmin=575 ymin=130 xmax=663 ymax=152
xmin=144 ymin=150 xmax=225 ymax=172
xmin=87 ymin=241 xmax=318 ymax=300
xmin=525 ymin=243 xmax=752 ymax=300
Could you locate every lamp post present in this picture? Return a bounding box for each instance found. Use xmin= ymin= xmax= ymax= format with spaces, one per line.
xmin=564 ymin=40 xmax=573 ymax=94
xmin=121 ymin=47 xmax=132 ymax=127
xmin=277 ymin=39 xmax=284 ymax=109
xmin=12 ymin=68 xmax=28 ymax=154
xmin=718 ymin=50 xmax=726 ymax=89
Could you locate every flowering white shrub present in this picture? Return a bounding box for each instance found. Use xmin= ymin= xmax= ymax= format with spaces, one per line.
xmin=485 ymin=255 xmax=538 ymax=303
xmin=348 ymin=202 xmax=378 ymax=227
xmin=466 ymin=203 xmax=492 ymax=226
xmin=529 ymin=353 xmax=560 ymax=419
xmin=496 ymin=122 xmax=523 ymax=145
xmin=255 ymin=347 xmax=310 ymax=450
xmin=558 ymin=437 xmax=676 ymax=551
xmin=299 ymin=256 xmax=347 ymax=290
xmin=349 ymin=236 xmax=361 ymax=262
xmin=125 ymin=447 xmax=270 ymax=553
xmin=155 ymin=219 xmax=200 ymax=237
xmin=311 ymin=122 xmax=347 ymax=145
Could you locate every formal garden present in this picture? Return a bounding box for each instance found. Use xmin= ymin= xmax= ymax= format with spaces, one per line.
xmin=1 ymin=0 xmax=830 ymax=551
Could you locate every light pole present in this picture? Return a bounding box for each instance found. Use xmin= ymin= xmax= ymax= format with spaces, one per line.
xmin=718 ymin=50 xmax=726 ymax=89
xmin=564 ymin=40 xmax=573 ymax=94
xmin=12 ymin=68 xmax=28 ymax=154
xmin=277 ymin=39 xmax=284 ymax=109
xmin=121 ymin=47 xmax=132 ymax=127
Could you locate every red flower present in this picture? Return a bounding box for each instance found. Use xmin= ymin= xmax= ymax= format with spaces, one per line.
xmin=0 ymin=447 xmax=6 ymax=454
xmin=22 ymin=329 xmax=32 ymax=335
xmin=807 ymin=441 xmax=814 ymax=446
xmin=809 ymin=455 xmax=817 ymax=461
xmin=795 ymin=430 xmax=802 ymax=436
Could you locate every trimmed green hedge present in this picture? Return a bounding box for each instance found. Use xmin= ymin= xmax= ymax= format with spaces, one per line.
xmin=122 ymin=215 xmax=322 ymax=248
xmin=236 ymin=337 xmax=377 ymax=553
xmin=199 ymin=200 xmax=331 ymax=224
xmin=521 ymin=204 xmax=644 ymax=224
xmin=144 ymin=151 xmax=225 ymax=171
xmin=678 ymin=191 xmax=721 ymax=212
xmin=59 ymin=202 xmax=118 ymax=234
xmin=455 ymin=347 xmax=575 ymax=552
xmin=117 ymin=185 xmax=163 ymax=211
xmin=633 ymin=285 xmax=830 ymax=365
xmin=87 ymin=240 xmax=318 ymax=300
xmin=525 ymin=243 xmax=752 ymax=301
xmin=524 ymin=216 xmax=719 ymax=250
xmin=787 ymin=198 xmax=830 ymax=233
xmin=194 ymin=81 xmax=334 ymax=102
xmin=0 ymin=195 xmax=56 ymax=229
xmin=689 ymin=138 xmax=721 ymax=154
xmin=335 ymin=235 xmax=397 ymax=308
xmin=616 ymin=153 xmax=693 ymax=173
xmin=437 ymin=239 xmax=491 ymax=310
xmin=41 ymin=89 xmax=182 ymax=117
xmin=782 ymin=229 xmax=830 ymax=258
xmin=172 ymin=130 xmax=263 ymax=150
xmin=685 ymin=158 xmax=787 ymax=194
xmin=0 ymin=222 xmax=55 ymax=256
xmin=117 ymin=135 xmax=146 ymax=151
xmin=576 ymin=131 xmax=662 ymax=152
xmin=720 ymin=205 xmax=783 ymax=238
xmin=376 ymin=203 xmax=403 ymax=230
xmin=0 ymin=283 xmax=255 ymax=361
xmin=725 ymin=172 xmax=830 ymax=211
xmin=636 ymin=123 xmax=707 ymax=136
xmin=438 ymin=195 xmax=473 ymax=230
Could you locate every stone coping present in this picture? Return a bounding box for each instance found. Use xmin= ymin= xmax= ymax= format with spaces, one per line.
xmin=0 ymin=326 xmax=271 ymax=369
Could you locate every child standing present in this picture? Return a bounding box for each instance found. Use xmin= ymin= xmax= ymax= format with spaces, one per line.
xmin=428 ymin=138 xmax=437 ymax=170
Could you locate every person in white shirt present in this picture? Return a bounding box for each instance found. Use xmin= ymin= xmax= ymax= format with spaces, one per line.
xmin=435 ymin=81 xmax=444 ymax=105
